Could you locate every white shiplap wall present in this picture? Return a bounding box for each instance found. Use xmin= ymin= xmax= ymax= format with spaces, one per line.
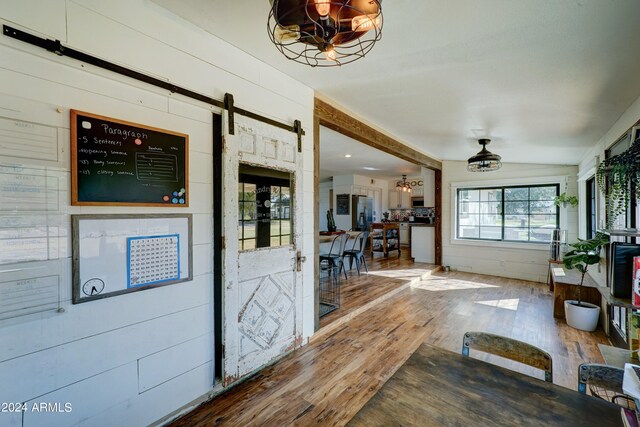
xmin=442 ymin=161 xmax=579 ymax=283
xmin=0 ymin=1 xmax=315 ymax=426
xmin=577 ymin=93 xmax=640 ymax=286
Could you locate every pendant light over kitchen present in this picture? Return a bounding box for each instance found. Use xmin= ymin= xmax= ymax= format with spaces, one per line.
xmin=467 ymin=139 xmax=502 ymax=172
xmin=396 ymin=175 xmax=412 ymax=193
xmin=268 ymin=0 xmax=383 ymax=67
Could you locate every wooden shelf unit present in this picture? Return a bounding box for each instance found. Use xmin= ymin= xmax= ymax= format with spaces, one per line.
xmin=370 ymin=223 xmax=401 ymax=258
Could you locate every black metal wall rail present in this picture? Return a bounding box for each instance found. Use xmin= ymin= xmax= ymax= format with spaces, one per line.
xmin=3 ymin=25 xmax=305 ymax=148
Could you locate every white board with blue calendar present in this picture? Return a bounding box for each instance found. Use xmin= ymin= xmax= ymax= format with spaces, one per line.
xmin=71 ymin=214 xmax=192 ymax=304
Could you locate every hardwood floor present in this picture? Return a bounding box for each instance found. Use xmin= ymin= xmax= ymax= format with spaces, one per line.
xmin=320 ymin=249 xmax=436 ymax=329
xmin=170 ymin=265 xmax=610 ymax=427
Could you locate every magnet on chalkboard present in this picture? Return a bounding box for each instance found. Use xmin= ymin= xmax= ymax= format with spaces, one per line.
xmin=172 ymin=198 xmax=178 ymax=204
xmin=82 ymin=121 xmax=92 ymax=129
xmin=179 ymin=198 xmax=185 ymax=204
xmin=173 ymin=191 xmax=179 ymax=197
xmin=163 ymin=195 xmax=170 ymax=202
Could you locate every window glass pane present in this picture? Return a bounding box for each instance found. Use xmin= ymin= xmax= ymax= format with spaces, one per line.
xmin=280 ymin=219 xmax=291 ymax=236
xmin=459 ymin=189 xmax=480 ymax=202
xmin=480 ymin=227 xmax=502 ymax=239
xmin=243 ymin=239 xmax=256 ymax=250
xmin=480 ymin=215 xmax=502 ymax=226
xmin=244 ymin=221 xmax=256 ymax=239
xmin=270 ymin=220 xmax=282 ymax=237
xmin=529 ymin=201 xmax=555 ymax=214
xmin=504 ymin=215 xmax=528 ymax=228
xmin=530 ymin=227 xmax=554 ymax=242
xmin=459 ymin=225 xmax=479 ymax=238
xmin=480 ymin=189 xmax=502 ymax=202
xmin=459 ymin=201 xmax=478 ymax=214
xmin=530 ymin=214 xmax=557 ymax=227
xmin=504 ymin=201 xmax=528 ymax=215
xmin=459 ymin=215 xmax=479 ymax=226
xmin=242 ymin=203 xmax=256 ymax=220
xmin=270 ymin=236 xmax=281 ymax=246
xmin=271 ymin=186 xmax=282 ymax=204
xmin=281 ymin=234 xmax=291 ymax=245
xmin=242 ymin=183 xmax=256 ymax=202
xmin=530 ymin=186 xmax=556 ymax=201
xmin=478 ymin=202 xmax=502 ymax=215
xmin=505 ymin=187 xmax=529 ymax=201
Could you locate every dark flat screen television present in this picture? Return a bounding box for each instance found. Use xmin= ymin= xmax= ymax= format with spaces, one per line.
xmin=609 ymin=242 xmax=640 ymax=298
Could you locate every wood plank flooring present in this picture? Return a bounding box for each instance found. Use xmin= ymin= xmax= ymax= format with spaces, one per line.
xmin=320 ymin=250 xmax=435 ymax=329
xmin=170 ymin=264 xmax=610 ymax=427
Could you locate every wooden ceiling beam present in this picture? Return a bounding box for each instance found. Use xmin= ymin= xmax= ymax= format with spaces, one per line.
xmin=314 ymin=98 xmax=442 ymax=171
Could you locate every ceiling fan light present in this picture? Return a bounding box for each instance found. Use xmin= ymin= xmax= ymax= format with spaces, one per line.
xmin=467 ymin=139 xmax=502 ymax=172
xmin=267 ymin=0 xmax=383 ymax=67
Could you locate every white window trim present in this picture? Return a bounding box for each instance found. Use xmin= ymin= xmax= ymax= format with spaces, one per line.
xmin=450 ymin=175 xmax=568 ymax=250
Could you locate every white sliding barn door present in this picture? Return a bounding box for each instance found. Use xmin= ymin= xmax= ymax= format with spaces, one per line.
xmin=221 ymin=112 xmax=304 ymax=385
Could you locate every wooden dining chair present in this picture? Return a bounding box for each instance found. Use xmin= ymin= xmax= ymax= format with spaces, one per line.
xmin=461 ymin=331 xmax=553 ymax=383
xmin=578 ymin=363 xmax=635 ymax=409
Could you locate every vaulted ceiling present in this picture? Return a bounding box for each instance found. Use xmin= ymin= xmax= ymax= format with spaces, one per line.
xmin=154 ymin=0 xmax=640 ymax=165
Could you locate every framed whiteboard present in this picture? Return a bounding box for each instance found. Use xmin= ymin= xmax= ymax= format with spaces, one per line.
xmin=71 ymin=214 xmax=192 ymax=304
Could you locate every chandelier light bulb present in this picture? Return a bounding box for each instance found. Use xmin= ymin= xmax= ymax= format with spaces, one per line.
xmin=324 ymin=46 xmax=337 ymax=61
xmin=314 ymin=0 xmax=331 ymax=17
xmin=274 ymin=24 xmax=301 ymax=42
xmin=351 ymin=14 xmax=382 ymax=32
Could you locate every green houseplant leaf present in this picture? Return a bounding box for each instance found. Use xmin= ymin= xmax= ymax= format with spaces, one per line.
xmin=562 ymin=233 xmax=608 ymax=306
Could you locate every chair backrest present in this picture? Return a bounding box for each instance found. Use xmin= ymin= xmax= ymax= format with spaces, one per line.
xmin=461 ymin=331 xmax=553 ymax=383
xmin=346 ymin=232 xmax=364 ymax=253
xmin=578 ymin=363 xmax=624 ymax=394
xmin=358 ymin=231 xmax=370 ymax=253
xmin=328 ymin=233 xmax=348 ymax=257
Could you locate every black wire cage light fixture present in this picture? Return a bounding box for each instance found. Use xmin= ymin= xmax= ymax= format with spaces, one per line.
xmin=467 ymin=139 xmax=502 ymax=172
xmin=268 ymin=0 xmax=383 ymax=67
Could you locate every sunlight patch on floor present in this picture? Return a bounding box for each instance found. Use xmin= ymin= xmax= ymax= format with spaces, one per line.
xmin=367 ymin=268 xmax=434 ymax=279
xmin=475 ymin=298 xmax=520 ymax=311
xmin=412 ymin=278 xmax=499 ymax=291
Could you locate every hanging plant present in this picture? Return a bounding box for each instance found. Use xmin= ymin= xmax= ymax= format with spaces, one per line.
xmin=596 ymin=142 xmax=640 ymax=228
xmin=553 ymin=192 xmax=578 ymax=208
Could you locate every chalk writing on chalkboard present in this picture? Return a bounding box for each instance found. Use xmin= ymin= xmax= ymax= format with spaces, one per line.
xmin=70 ymin=110 xmax=189 ymax=206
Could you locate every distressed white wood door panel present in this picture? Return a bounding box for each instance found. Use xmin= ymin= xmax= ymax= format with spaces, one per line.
xmin=222 ymin=112 xmax=303 ymax=385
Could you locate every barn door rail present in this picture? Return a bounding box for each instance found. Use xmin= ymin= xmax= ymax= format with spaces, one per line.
xmin=3 ymin=25 xmax=305 ymax=150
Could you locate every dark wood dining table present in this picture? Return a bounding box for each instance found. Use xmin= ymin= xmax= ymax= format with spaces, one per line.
xmin=348 ymin=343 xmax=622 ymax=426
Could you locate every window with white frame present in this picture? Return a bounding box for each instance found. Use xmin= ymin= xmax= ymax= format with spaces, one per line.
xmin=456 ymin=184 xmax=560 ymax=243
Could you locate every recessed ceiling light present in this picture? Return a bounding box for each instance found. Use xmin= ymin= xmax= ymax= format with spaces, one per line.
xmin=344 ymin=154 xmax=352 ymax=158
xmin=363 ymin=167 xmax=378 ymax=170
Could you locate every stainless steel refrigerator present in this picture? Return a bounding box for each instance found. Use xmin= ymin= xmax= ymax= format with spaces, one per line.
xmin=352 ymin=195 xmax=373 ymax=231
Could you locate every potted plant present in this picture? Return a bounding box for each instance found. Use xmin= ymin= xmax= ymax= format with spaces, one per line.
xmin=554 ymin=192 xmax=578 ymax=208
xmin=562 ymin=232 xmax=608 ymax=331
xmin=596 ymin=139 xmax=640 ymax=227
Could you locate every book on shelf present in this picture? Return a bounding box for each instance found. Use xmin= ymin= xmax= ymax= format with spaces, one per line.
xmin=621 ymin=407 xmax=639 ymax=427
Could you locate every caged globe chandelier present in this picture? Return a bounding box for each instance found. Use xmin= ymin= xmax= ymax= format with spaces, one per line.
xmin=267 ymin=0 xmax=383 ymax=67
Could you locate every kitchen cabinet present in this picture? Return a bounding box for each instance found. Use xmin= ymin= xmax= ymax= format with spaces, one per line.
xmin=388 ymin=190 xmax=412 ymax=209
xmin=411 ymin=225 xmax=435 ymax=263
xmin=399 ymin=222 xmax=410 ymax=246
xmin=388 ymin=190 xmax=399 ymax=209
xmin=412 ymin=187 xmax=424 ymax=197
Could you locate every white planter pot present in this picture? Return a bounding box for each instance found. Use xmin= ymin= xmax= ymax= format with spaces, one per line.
xmin=564 ymin=300 xmax=600 ymax=331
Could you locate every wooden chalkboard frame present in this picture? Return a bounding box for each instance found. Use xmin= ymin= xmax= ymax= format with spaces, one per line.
xmin=71 ymin=214 xmax=193 ymax=304
xmin=70 ymin=110 xmax=189 ymax=207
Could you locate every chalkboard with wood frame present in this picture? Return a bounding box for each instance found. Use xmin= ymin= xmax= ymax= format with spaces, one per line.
xmin=70 ymin=110 xmax=189 ymax=206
